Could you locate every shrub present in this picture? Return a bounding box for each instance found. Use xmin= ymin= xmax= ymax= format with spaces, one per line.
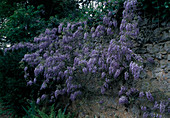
xmin=6 ymin=0 xmax=142 ymax=110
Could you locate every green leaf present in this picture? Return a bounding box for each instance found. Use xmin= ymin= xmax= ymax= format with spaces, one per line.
xmin=152 ymin=1 xmax=157 ymax=4
xmin=165 ymin=5 xmax=169 ymax=8
xmin=22 ymin=106 xmax=32 ymax=118
xmin=38 ymin=109 xmax=49 ymax=118
xmin=143 ymin=4 xmax=148 ymax=9
xmin=154 ymin=6 xmax=160 ymax=9
xmin=49 ymin=104 xmax=56 ymax=118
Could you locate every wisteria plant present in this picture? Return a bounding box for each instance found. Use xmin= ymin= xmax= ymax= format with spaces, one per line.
xmin=5 ymin=0 xmax=142 ymax=108
xmin=5 ymin=0 xmax=169 ymax=118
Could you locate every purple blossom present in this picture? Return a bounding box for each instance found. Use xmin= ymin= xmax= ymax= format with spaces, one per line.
xmin=73 ymin=30 xmax=80 ymax=38
xmin=145 ymin=91 xmax=154 ymax=101
xmin=141 ymin=106 xmax=147 ymax=111
xmin=101 ymin=72 xmax=106 ymax=78
xmin=143 ymin=112 xmax=149 ymax=118
xmin=109 ymin=21 xmax=113 ymax=27
xmin=113 ymin=20 xmax=117 ymax=27
xmin=40 ymin=82 xmax=47 ymax=90
xmin=33 ymin=78 xmax=37 ymax=83
xmin=129 ymin=61 xmax=142 ymax=80
xmin=104 ymin=82 xmax=109 ymax=89
xmin=67 ymin=22 xmax=71 ymax=29
xmin=92 ymin=66 xmax=97 ymax=73
xmin=51 ymin=28 xmax=57 ymax=34
xmin=156 ymin=114 xmax=159 ymax=118
xmin=125 ymin=23 xmax=132 ymax=31
xmin=153 ymin=101 xmax=159 ymax=110
xmin=103 ymin=16 xmax=110 ymax=25
xmin=45 ymin=29 xmax=50 ymax=35
xmin=160 ymin=101 xmax=166 ymax=113
xmin=70 ymin=91 xmax=81 ymax=101
xmin=84 ymin=32 xmax=88 ymax=40
xmin=82 ymin=67 xmax=88 ymax=74
xmin=105 ymin=78 xmax=110 ymax=83
xmin=101 ymin=86 xmax=106 ymax=94
xmin=107 ymin=28 xmax=113 ymax=35
xmin=71 ymin=24 xmax=75 ymax=30
xmin=129 ymin=88 xmax=139 ymax=95
xmin=139 ymin=91 xmax=145 ymax=98
xmin=114 ymin=69 xmax=120 ymax=79
xmin=27 ymin=80 xmax=33 ymax=86
xmin=126 ymin=91 xmax=131 ymax=96
xmin=83 ymin=21 xmax=87 ymax=26
xmin=24 ymin=67 xmax=28 ymax=72
xmin=108 ymin=11 xmax=112 ymax=17
xmin=92 ymin=33 xmax=96 ymax=38
xmin=147 ymin=57 xmax=154 ymax=63
xmin=55 ymin=90 xmax=60 ymax=99
xmin=99 ymin=100 xmax=104 ymax=104
xmin=78 ymin=26 xmax=83 ymax=31
xmin=34 ymin=66 xmax=44 ymax=77
xmin=41 ymin=94 xmax=46 ymax=101
xmin=58 ymin=23 xmax=63 ymax=33
xmin=150 ymin=113 xmax=155 ymax=118
xmin=119 ymin=86 xmax=127 ymax=96
xmin=126 ymin=54 xmax=131 ymax=61
xmin=119 ymin=96 xmax=128 ymax=104
xmin=61 ymin=88 xmax=66 ymax=95
xmin=120 ymin=35 xmax=126 ymax=42
xmin=124 ymin=71 xmax=129 ymax=80
xmin=36 ymin=98 xmax=40 ymax=104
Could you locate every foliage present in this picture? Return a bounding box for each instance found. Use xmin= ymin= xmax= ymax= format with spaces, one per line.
xmin=139 ymin=0 xmax=170 ymax=22
xmin=0 ymin=4 xmax=49 ymax=117
xmin=0 ymin=5 xmax=47 ymax=44
xmin=23 ymin=102 xmax=74 ymax=118
xmin=0 ymin=49 xmax=32 ymax=117
xmin=0 ymin=0 xmax=26 ymax=21
xmin=0 ymin=0 xmax=79 ymax=21
xmin=27 ymin=0 xmax=79 ymax=19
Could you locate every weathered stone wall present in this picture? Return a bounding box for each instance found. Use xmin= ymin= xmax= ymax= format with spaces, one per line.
xmin=131 ymin=26 xmax=170 ymax=117
xmin=135 ymin=27 xmax=170 ymax=99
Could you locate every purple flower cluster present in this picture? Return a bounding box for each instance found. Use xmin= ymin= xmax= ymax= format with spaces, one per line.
xmin=119 ymin=0 xmax=140 ymax=47
xmin=119 ymin=96 xmax=129 ymax=104
xmin=126 ymin=88 xmax=139 ymax=96
xmin=145 ymin=91 xmax=154 ymax=102
xmin=129 ymin=61 xmax=142 ymax=80
xmin=139 ymin=91 xmax=170 ymax=117
xmin=159 ymin=101 xmax=166 ymax=114
xmin=70 ymin=91 xmax=82 ymax=101
xmin=5 ymin=42 xmax=35 ymax=53
xmin=119 ymin=86 xmax=127 ymax=96
xmin=139 ymin=91 xmax=145 ymax=98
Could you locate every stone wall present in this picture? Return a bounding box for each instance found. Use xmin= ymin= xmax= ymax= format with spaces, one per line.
xmin=135 ymin=26 xmax=170 ymax=99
